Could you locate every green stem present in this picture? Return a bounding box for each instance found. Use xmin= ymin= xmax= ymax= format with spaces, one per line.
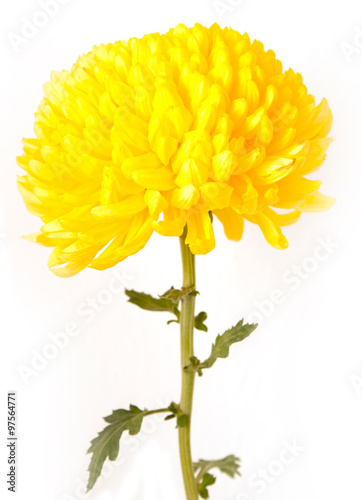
xmin=178 ymin=229 xmax=199 ymax=500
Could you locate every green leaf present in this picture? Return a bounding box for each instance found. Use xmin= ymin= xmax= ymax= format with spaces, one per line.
xmin=87 ymin=404 xmax=172 ymax=492
xmin=167 ymin=319 xmax=179 ymax=325
xmin=197 ymin=473 xmax=216 ymax=499
xmin=160 ymin=286 xmax=196 ymax=301
xmin=194 ymin=455 xmax=241 ymax=497
xmin=164 ymin=413 xmax=176 ymax=421
xmin=194 ymin=455 xmax=241 ymax=480
xmin=125 ymin=289 xmax=180 ymax=320
xmin=200 ymin=320 xmax=257 ymax=371
xmin=125 ymin=290 xmax=206 ymax=331
xmin=195 ymin=311 xmax=208 ymax=331
xmin=87 ymin=405 xmax=147 ymax=491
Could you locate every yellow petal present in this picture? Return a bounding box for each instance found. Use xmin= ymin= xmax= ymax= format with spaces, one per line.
xmin=298 ymin=191 xmax=335 ymax=212
xmin=152 ymin=217 xmax=186 ymax=236
xmin=152 ymin=207 xmax=186 ymax=236
xmin=214 ymin=208 xmax=244 ymax=240
xmin=144 ymin=190 xmax=169 ymax=217
xmin=90 ymin=217 xmax=153 ymax=270
xmin=23 ymin=232 xmax=66 ymax=247
xmin=247 ymin=212 xmax=288 ymax=250
xmin=175 ymin=159 xmax=208 ymax=188
xmin=132 ymin=166 xmax=175 ymax=190
xmin=121 ymin=152 xmax=162 ymax=180
xmin=170 ymin=185 xmax=200 ymax=210
xmin=250 ymin=157 xmax=296 ymax=185
xmin=211 ymin=150 xmax=237 ymax=182
xmin=150 ymin=136 xmax=179 ymax=165
xmin=200 ymin=182 xmax=233 ymax=210
xmin=263 ymin=208 xmax=301 ymax=226
xmin=186 ymin=210 xmax=215 ymax=254
xmin=91 ymin=194 xmax=146 ymax=219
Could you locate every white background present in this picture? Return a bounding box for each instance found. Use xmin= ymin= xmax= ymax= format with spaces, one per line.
xmin=1 ymin=0 xmax=362 ymax=499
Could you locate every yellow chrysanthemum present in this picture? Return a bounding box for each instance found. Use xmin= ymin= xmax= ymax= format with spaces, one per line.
xmin=17 ymin=23 xmax=334 ymax=277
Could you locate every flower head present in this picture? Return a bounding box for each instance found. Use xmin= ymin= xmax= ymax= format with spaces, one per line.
xmin=17 ymin=23 xmax=334 ymax=276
